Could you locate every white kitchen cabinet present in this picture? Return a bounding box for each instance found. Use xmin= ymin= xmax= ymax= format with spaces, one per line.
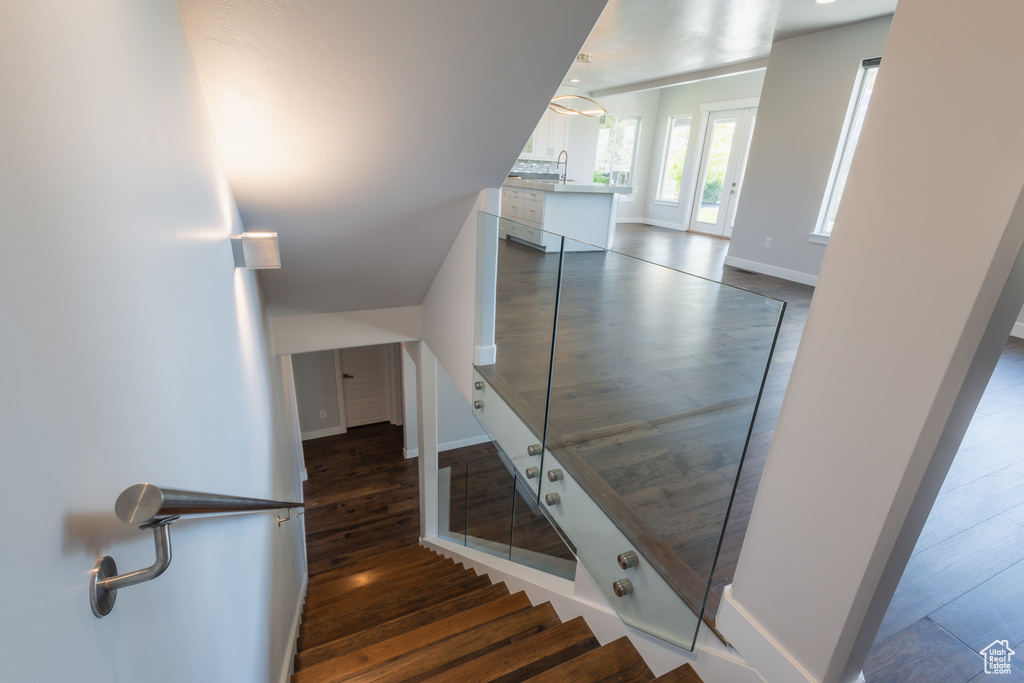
xmin=520 ymin=109 xmax=568 ymax=161
xmin=500 ymin=187 xmax=558 ymax=251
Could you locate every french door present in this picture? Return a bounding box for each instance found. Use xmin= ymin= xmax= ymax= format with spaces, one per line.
xmin=688 ymin=107 xmax=757 ymax=238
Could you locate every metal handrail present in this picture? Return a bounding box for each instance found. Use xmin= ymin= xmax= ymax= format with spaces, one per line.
xmin=90 ymin=484 xmax=303 ymax=617
xmin=114 ymin=483 xmax=303 ymax=525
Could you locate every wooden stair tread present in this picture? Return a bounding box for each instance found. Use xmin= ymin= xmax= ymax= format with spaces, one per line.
xmin=303 ymin=559 xmax=468 ymax=618
xmin=305 ymin=554 xmax=451 ymax=607
xmin=293 ymin=591 xmax=534 ymax=682
xmin=298 ymin=571 xmax=492 ymax=650
xmin=654 ymin=663 xmax=703 ymax=682
xmin=419 ymin=615 xmax=598 ymax=683
xmin=332 ymin=602 xmax=560 ymax=683
xmin=296 ymin=582 xmax=511 ymax=670
xmin=523 ymin=636 xmax=653 ymax=683
xmin=308 ymin=544 xmax=433 ymax=583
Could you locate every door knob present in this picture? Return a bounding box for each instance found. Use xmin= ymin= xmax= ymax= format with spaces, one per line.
xmin=343 ymin=373 xmax=354 ymax=378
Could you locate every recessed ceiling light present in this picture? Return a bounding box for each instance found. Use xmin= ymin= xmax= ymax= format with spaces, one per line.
xmin=570 ymin=78 xmax=580 ymax=83
xmin=816 ymin=0 xmax=837 ymax=4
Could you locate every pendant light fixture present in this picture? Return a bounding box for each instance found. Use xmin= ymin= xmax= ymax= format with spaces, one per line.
xmin=549 ymin=53 xmax=606 ymax=117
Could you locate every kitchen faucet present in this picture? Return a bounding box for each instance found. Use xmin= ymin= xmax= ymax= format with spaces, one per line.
xmin=557 ymin=150 xmax=568 ymax=184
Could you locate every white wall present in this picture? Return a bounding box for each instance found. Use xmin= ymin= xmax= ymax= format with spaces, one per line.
xmin=719 ymin=3 xmax=1024 ymax=681
xmin=421 ymin=192 xmax=486 ymax=401
xmin=437 ymin=362 xmax=488 ymax=450
xmin=0 ymin=2 xmax=304 ymax=681
xmin=641 ymin=70 xmax=766 ymax=230
xmin=725 ymin=17 xmax=892 ymax=283
xmin=557 ymin=90 xmax=662 ymax=218
xmin=271 ymin=306 xmax=423 ymax=356
xmin=291 ymin=350 xmax=342 ymax=439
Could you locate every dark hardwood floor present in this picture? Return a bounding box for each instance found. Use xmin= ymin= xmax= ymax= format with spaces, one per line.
xmin=492 ymin=223 xmax=1024 ymax=681
xmin=617 ymin=224 xmax=1024 ymax=682
xmin=487 ymin=228 xmax=806 ymax=621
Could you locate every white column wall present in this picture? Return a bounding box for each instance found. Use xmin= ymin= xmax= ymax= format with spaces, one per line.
xmin=718 ymin=2 xmax=1024 ymax=682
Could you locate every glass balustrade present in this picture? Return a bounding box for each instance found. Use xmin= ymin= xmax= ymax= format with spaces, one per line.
xmin=468 ymin=211 xmax=785 ymax=650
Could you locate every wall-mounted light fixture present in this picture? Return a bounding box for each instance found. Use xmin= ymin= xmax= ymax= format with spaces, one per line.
xmin=231 ymin=232 xmax=281 ymax=269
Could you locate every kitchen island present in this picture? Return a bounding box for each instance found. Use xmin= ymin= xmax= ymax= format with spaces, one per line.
xmin=500 ymin=178 xmax=632 ymax=252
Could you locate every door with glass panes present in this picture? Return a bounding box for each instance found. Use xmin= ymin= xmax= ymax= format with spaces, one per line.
xmin=688 ymin=107 xmax=756 ymax=237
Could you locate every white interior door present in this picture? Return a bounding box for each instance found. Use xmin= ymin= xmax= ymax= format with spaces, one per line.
xmin=688 ymin=107 xmax=757 ymax=237
xmin=341 ymin=345 xmax=387 ymax=427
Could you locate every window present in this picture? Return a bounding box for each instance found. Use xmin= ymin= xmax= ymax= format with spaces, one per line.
xmin=594 ymin=114 xmax=640 ymax=186
xmin=816 ymin=58 xmax=880 ymax=237
xmin=656 ymin=116 xmax=692 ymax=202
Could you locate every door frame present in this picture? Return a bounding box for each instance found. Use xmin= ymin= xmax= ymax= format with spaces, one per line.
xmin=685 ymin=97 xmax=759 ymax=237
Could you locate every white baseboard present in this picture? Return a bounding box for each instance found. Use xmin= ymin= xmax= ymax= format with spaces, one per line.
xmin=438 ymin=434 xmax=491 ymax=451
xmin=716 ymin=585 xmax=816 ymax=683
xmin=423 ymin=537 xmax=761 ymax=683
xmin=301 ymin=426 xmax=344 ymax=441
xmin=277 ymin=574 xmax=308 ymax=683
xmin=1012 ymin=321 xmax=1024 ymax=339
xmin=616 ymin=216 xmax=645 ymax=224
xmin=723 ymin=255 xmax=819 ymax=287
xmin=640 ymin=218 xmax=686 ymax=231
xmin=404 ymin=447 xmax=419 ymax=459
xmin=475 ymin=344 xmax=497 ymax=366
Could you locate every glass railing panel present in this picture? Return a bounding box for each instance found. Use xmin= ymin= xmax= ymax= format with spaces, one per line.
xmin=510 ymin=477 xmax=576 ymax=580
xmin=542 ymin=233 xmax=785 ymax=646
xmin=462 ymin=447 xmax=515 ymax=559
xmin=438 ymin=460 xmax=467 ymax=545
xmin=476 ymin=213 xmax=564 ymax=450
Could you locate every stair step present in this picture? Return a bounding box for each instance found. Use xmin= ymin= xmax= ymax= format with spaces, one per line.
xmin=308 ymin=544 xmax=433 ymax=584
xmin=321 ymin=602 xmax=560 ymax=683
xmin=303 ymin=558 xmax=465 ymax=618
xmin=418 ymin=615 xmax=599 ymax=683
xmin=523 ymin=636 xmax=654 ymax=683
xmin=298 ymin=570 xmax=492 ymax=650
xmin=305 ymin=554 xmax=450 ymax=607
xmin=654 ymin=663 xmax=703 ymax=682
xmin=293 ymin=591 xmax=534 ymax=682
xmin=296 ymin=582 xmax=512 ymax=670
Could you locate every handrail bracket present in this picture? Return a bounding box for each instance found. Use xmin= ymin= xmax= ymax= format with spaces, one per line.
xmin=90 ymin=516 xmax=177 ymax=618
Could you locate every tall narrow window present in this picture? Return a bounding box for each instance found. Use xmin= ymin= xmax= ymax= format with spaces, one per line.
xmin=816 ymin=58 xmax=880 ymax=236
xmin=656 ymin=116 xmax=692 ymax=202
xmin=594 ymin=115 xmax=640 ymax=186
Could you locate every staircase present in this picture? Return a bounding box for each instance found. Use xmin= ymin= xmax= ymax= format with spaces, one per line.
xmin=291 ymin=544 xmax=701 ymax=682
xmin=295 ymin=424 xmax=703 ymax=683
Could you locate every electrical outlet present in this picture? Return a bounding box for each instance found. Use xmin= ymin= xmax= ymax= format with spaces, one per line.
xmin=764 ymin=237 xmax=772 ymax=248
xmin=319 ymin=410 xmax=326 ymax=419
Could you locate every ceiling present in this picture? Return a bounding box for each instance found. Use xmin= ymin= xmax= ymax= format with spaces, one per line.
xmin=560 ymin=0 xmax=897 ymax=95
xmin=178 ymin=0 xmax=896 ymax=317
xmin=178 ymin=0 xmax=608 ymax=315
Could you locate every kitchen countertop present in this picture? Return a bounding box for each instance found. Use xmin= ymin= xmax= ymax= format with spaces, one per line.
xmin=504 ymin=178 xmax=633 ymax=195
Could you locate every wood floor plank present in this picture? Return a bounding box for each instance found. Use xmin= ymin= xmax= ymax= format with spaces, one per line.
xmin=864 ymin=618 xmax=982 ymax=683
xmin=876 ymin=516 xmax=1024 ymax=642
xmin=930 ymin=558 xmax=1024 ymax=653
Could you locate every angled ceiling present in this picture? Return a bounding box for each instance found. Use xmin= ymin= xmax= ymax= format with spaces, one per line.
xmin=560 ymin=0 xmax=897 ymax=95
xmin=178 ymin=0 xmax=608 ymax=315
xmin=178 ymin=0 xmax=896 ymax=317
